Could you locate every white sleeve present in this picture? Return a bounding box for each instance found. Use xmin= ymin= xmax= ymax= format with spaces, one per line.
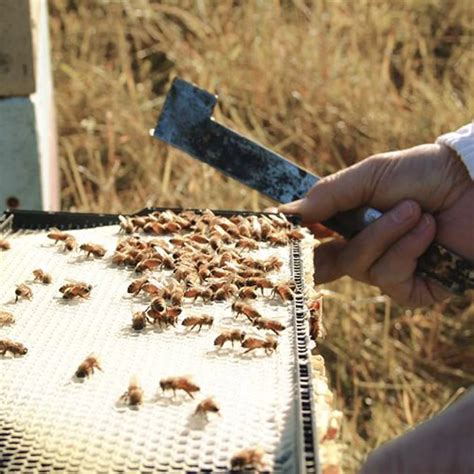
xmin=436 ymin=122 xmax=474 ymax=180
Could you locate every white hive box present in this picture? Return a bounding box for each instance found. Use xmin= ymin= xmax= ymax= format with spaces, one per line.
xmin=0 ymin=0 xmax=59 ymax=211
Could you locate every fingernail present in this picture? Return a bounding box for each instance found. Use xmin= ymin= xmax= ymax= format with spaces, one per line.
xmin=413 ymin=214 xmax=432 ymax=234
xmin=392 ymin=201 xmax=415 ymax=223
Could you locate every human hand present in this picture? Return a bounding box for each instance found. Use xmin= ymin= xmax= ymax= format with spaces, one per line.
xmin=279 ymin=144 xmax=473 ymax=307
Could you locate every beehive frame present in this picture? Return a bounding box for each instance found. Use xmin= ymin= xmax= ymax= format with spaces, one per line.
xmin=0 ymin=209 xmax=319 ymax=473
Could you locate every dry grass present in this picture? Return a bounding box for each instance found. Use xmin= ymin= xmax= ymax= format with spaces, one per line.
xmin=49 ymin=1 xmax=474 ymax=471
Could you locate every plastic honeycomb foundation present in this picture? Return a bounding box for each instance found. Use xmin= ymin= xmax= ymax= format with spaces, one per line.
xmin=0 ymin=211 xmax=318 ymax=473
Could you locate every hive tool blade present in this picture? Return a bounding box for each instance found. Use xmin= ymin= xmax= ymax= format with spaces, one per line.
xmin=153 ymin=78 xmax=381 ymax=238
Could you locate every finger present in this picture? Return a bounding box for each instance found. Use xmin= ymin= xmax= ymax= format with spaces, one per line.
xmin=335 ymin=200 xmax=422 ymax=281
xmin=279 ymin=158 xmax=380 ymax=223
xmin=313 ymin=239 xmax=348 ymax=284
xmin=369 ymin=213 xmax=441 ymax=307
xmin=263 ymin=207 xmax=279 ymax=213
xmin=369 ymin=214 xmax=436 ymax=289
xmin=373 ymin=215 xmax=453 ymax=306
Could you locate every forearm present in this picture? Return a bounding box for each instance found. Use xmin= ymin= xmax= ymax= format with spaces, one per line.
xmin=360 ymin=389 xmax=474 ymax=474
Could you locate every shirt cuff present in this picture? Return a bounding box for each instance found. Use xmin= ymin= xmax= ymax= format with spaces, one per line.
xmin=436 ymin=122 xmax=474 ymax=180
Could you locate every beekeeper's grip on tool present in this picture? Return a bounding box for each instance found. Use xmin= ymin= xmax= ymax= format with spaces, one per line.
xmin=280 ymin=139 xmax=474 ymax=306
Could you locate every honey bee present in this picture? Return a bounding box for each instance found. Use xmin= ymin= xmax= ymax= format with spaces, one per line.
xmin=198 ymin=265 xmax=211 ymax=281
xmin=247 ymin=216 xmax=261 ymax=239
xmin=308 ymin=299 xmax=321 ymax=314
xmin=188 ymin=234 xmax=209 ymax=245
xmin=59 ymin=281 xmax=92 ymax=299
xmin=241 ymin=336 xmax=278 ymax=355
xmin=118 ymin=215 xmax=135 ymax=234
xmin=75 ymin=354 xmax=102 ymax=378
xmin=149 ymin=296 xmax=167 ymax=313
xmin=211 ymin=225 xmax=233 ymax=243
xmin=0 ymin=339 xmax=28 ymax=356
xmin=263 ymin=256 xmax=283 ymax=272
xmin=287 ymin=229 xmax=305 ymax=240
xmin=143 ymin=221 xmax=165 ymax=235
xmin=184 ymin=286 xmax=213 ymax=302
xmin=210 ymin=267 xmax=231 ymax=279
xmin=238 ymin=268 xmax=264 ymax=279
xmin=47 ymin=227 xmax=72 ymax=243
xmin=213 ymin=284 xmax=238 ymax=301
xmin=231 ymin=301 xmax=261 ymax=321
xmin=215 ymin=217 xmax=240 ymax=237
xmin=267 ymin=232 xmax=289 ymax=246
xmin=128 ymin=216 xmax=146 ymax=229
xmin=135 ymin=258 xmax=162 ymax=273
xmin=272 ymin=282 xmax=295 ymax=302
xmin=146 ymin=306 xmax=181 ymax=327
xmin=0 ymin=239 xmax=10 ymax=251
xmin=64 ymin=236 xmax=77 ymax=251
xmin=253 ymin=278 xmax=273 ymax=295
xmin=79 ymin=243 xmax=106 ymax=258
xmin=236 ymin=238 xmax=259 ymax=250
xmin=230 ymin=447 xmax=265 ymax=471
xmin=170 ymin=285 xmax=185 ymax=306
xmin=0 ymin=311 xmax=15 ymax=326
xmin=149 ymin=239 xmax=173 ymax=253
xmin=132 ymin=311 xmax=147 ymax=330
xmin=237 ymin=222 xmax=252 ymax=238
xmin=259 ymin=219 xmax=272 ymax=239
xmin=252 ymin=317 xmax=286 ymax=335
xmin=214 ymin=329 xmax=246 ymax=348
xmin=309 ymin=314 xmax=326 ymax=341
xmin=15 ymin=283 xmax=32 ymax=302
xmin=195 ymin=397 xmax=220 ymax=418
xmin=112 ymin=251 xmax=128 ymax=266
xmin=120 ymin=377 xmax=144 ymax=406
xmin=127 ymin=277 xmax=149 ymax=296
xmin=238 ymin=287 xmax=258 ymax=300
xmin=208 ymin=236 xmax=222 ymax=251
xmin=160 ymin=376 xmax=200 ymax=399
xmin=32 ymin=269 xmax=52 ymax=284
xmin=170 ymin=236 xmax=187 ymax=247
xmin=268 ymin=213 xmax=290 ymax=229
xmin=199 ymin=208 xmax=216 ymax=225
xmin=182 ymin=315 xmax=213 ymax=331
xmin=141 ymin=282 xmax=164 ymax=297
xmin=308 ymin=298 xmax=325 ymax=340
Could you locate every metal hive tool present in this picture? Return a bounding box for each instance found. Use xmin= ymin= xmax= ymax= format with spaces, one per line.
xmin=0 ymin=209 xmax=319 ymax=473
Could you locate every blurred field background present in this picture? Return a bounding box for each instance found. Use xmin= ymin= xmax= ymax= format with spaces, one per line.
xmin=49 ymin=1 xmax=474 ymax=471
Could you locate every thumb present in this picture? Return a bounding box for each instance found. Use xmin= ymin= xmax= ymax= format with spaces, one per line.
xmin=279 ymin=158 xmax=379 ymax=224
